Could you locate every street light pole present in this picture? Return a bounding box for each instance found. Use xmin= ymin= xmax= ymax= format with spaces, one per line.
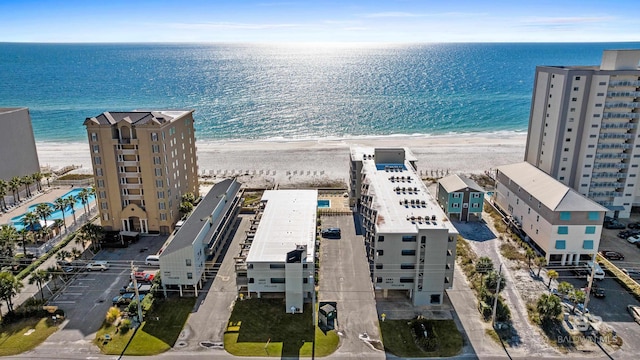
xmin=491 ymin=263 xmax=503 ymax=329
xmin=131 ymin=261 xmax=143 ymax=324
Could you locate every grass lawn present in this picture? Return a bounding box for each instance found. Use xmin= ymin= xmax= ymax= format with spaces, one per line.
xmin=380 ymin=319 xmax=463 ymax=358
xmin=0 ymin=317 xmax=58 ymax=356
xmin=96 ymin=297 xmax=195 ymax=355
xmin=224 ymin=298 xmax=339 ymax=357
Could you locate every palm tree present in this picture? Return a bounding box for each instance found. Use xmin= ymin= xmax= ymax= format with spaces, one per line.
xmin=18 ymin=228 xmax=32 ymax=257
xmin=536 ymin=293 xmax=562 ymax=322
xmin=475 ymin=256 xmax=494 ymax=274
xmin=0 ymin=179 xmax=8 ymax=211
xmin=87 ymin=186 xmax=96 ymax=213
xmin=66 ymin=195 xmax=77 ymax=224
xmin=35 ymin=203 xmax=53 ymax=229
xmin=535 ymin=256 xmax=547 ymax=277
xmin=56 ymin=249 xmax=71 ymax=263
xmin=32 ymin=172 xmax=44 ymax=192
xmin=0 ymin=224 xmax=19 ymax=259
xmin=0 ymin=271 xmax=24 ymax=312
xmin=569 ymin=289 xmax=586 ymax=313
xmin=71 ymin=247 xmax=82 ymax=259
xmin=29 ymin=269 xmax=51 ymax=300
xmin=53 ymin=219 xmax=64 ymax=237
xmin=79 ymin=223 xmax=104 ymax=252
xmin=54 ymin=197 xmax=68 ymax=232
xmin=526 ymin=248 xmax=536 ymax=269
xmin=21 ymin=175 xmax=34 ymax=198
xmin=9 ymin=176 xmax=21 ymax=203
xmin=547 ymin=269 xmax=559 ymax=288
xmin=22 ymin=211 xmax=40 ymax=254
xmin=78 ymin=188 xmax=89 ymax=216
xmin=557 ymin=281 xmax=574 ymax=299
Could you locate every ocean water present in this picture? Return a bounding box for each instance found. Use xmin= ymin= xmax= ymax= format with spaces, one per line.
xmin=1 ymin=42 xmax=639 ymax=143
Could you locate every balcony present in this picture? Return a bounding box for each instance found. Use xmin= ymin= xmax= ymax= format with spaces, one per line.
xmin=598 ymin=133 xmax=634 ymax=140
xmin=117 ymin=160 xmax=140 ymax=167
xmin=609 ymin=80 xmax=640 ymax=87
xmin=120 ymin=182 xmax=143 ymax=189
xmin=590 ymin=182 xmax=624 ymax=188
xmin=605 ymin=102 xmax=640 ymax=109
xmin=588 ymin=191 xmax=623 ymax=197
xmin=608 ymin=91 xmax=640 ymax=98
xmin=600 ymin=122 xmax=636 ymax=129
xmin=595 ymin=153 xmax=630 ymax=159
xmin=596 ymin=143 xmax=632 ymax=150
xmin=603 ymin=112 xmax=640 ymax=119
xmin=123 ymin=194 xmax=144 ymax=200
xmin=593 ymin=162 xmax=627 ymax=169
xmin=592 ymin=172 xmax=628 ymax=179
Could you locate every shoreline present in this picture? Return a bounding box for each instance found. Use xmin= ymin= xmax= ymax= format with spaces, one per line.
xmin=38 ymin=133 xmax=527 ymax=188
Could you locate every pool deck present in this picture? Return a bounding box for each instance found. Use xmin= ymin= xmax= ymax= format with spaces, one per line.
xmin=317 ymin=191 xmax=351 ymax=214
xmin=0 ymin=186 xmax=85 ymax=229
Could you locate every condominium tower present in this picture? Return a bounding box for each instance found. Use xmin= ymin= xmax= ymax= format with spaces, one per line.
xmin=525 ymin=50 xmax=640 ymax=218
xmin=0 ymin=107 xmax=40 ymax=181
xmin=350 ymin=147 xmax=457 ymax=306
xmin=84 ymin=110 xmax=199 ymax=234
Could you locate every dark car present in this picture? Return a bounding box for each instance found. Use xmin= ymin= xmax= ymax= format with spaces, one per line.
xmin=599 ymin=250 xmax=625 ymax=261
xmin=618 ymin=230 xmax=640 ymax=239
xmin=605 ymin=221 xmax=626 ymax=229
xmin=628 ymin=222 xmax=640 ymax=229
xmin=590 ymin=284 xmax=605 ymax=298
xmin=573 ymin=268 xmax=589 ymax=278
xmin=321 ymin=228 xmax=341 ymax=239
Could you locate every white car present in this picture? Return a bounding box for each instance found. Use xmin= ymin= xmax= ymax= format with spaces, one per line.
xmin=627 ymin=235 xmax=640 ymax=244
xmin=86 ymin=261 xmax=109 ymax=271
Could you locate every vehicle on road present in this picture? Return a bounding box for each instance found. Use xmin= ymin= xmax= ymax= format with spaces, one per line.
xmin=86 ymin=261 xmax=109 ymax=271
xmin=628 ymin=222 xmax=640 ymax=229
xmin=628 ymin=305 xmax=640 ymax=324
xmin=605 ymin=220 xmax=626 ymax=229
xmin=627 ymin=235 xmax=640 ymax=244
xmin=120 ymin=282 xmax=142 ymax=294
xmin=590 ymin=284 xmax=605 ymax=298
xmin=599 ymin=250 xmax=625 ymax=261
xmin=134 ymin=271 xmax=155 ymax=283
xmin=321 ymin=227 xmax=341 ymax=239
xmin=617 ymin=230 xmax=640 ymax=239
xmin=622 ymin=268 xmax=640 ymax=280
xmin=145 ymin=255 xmax=160 ymax=266
xmin=112 ymin=293 xmax=145 ymax=306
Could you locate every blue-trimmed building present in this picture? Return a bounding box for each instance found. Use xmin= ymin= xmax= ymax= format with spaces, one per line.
xmin=437 ymin=175 xmax=484 ymax=222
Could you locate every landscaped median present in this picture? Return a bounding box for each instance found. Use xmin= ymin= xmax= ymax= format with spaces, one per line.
xmin=224 ymin=298 xmax=339 ymax=357
xmin=95 ymin=297 xmax=195 ymax=355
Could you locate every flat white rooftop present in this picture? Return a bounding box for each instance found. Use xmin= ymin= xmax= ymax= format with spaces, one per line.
xmin=247 ymin=190 xmax=317 ymax=263
xmin=360 ymin=150 xmax=454 ymax=234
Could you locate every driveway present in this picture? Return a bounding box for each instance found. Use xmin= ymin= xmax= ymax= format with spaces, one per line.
xmin=320 ymin=215 xmax=385 ymax=360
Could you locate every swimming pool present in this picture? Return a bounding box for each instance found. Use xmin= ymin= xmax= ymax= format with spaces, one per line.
xmin=8 ymin=188 xmax=96 ymax=231
xmin=318 ymin=200 xmax=331 ymax=209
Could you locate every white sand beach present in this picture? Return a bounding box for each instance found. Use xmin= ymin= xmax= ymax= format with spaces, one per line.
xmin=37 ymin=133 xmax=526 ymax=188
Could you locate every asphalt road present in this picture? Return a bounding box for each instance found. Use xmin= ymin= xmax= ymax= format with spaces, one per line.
xmin=319 ymin=214 xmax=385 ymax=360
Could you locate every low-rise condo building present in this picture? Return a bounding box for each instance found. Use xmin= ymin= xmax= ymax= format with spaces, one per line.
xmin=0 ymin=107 xmax=40 ymax=182
xmin=159 ymin=179 xmax=241 ymax=296
xmin=235 ymin=190 xmax=317 ymax=314
xmin=84 ymin=110 xmax=199 ymax=234
xmin=525 ymin=50 xmax=640 ymax=218
xmin=494 ymin=162 xmax=607 ymax=266
xmin=351 ymin=147 xmax=457 ymax=306
xmin=437 ymin=174 xmax=484 ymax=221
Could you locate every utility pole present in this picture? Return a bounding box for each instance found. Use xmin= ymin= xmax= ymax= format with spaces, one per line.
xmin=131 ymin=261 xmax=143 ymax=325
xmin=583 ymin=260 xmax=596 ymax=312
xmin=491 ymin=263 xmax=503 ymax=329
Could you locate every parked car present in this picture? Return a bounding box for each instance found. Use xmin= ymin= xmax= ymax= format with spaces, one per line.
xmin=627 ymin=235 xmax=640 ymax=244
xmin=573 ymin=268 xmax=589 ymax=278
xmin=590 ymin=284 xmax=605 ymax=298
xmin=629 ymin=222 xmax=640 ymax=229
xmin=120 ymin=282 xmax=142 ymax=294
xmin=112 ymin=293 xmax=145 ymax=306
xmin=599 ymin=250 xmax=625 ymax=261
xmin=134 ymin=271 xmax=155 ymax=283
xmin=321 ymin=227 xmax=341 ymax=239
xmin=622 ymin=268 xmax=640 ymax=280
xmin=618 ymin=230 xmax=640 ymax=239
xmin=605 ymin=221 xmax=626 ymax=229
xmin=628 ymin=305 xmax=640 ymax=324
xmin=86 ymin=261 xmax=109 ymax=271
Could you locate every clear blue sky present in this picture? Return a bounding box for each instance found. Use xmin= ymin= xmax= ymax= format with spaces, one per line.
xmin=0 ymin=0 xmax=638 ymax=43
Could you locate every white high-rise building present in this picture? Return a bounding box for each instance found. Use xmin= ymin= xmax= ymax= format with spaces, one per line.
xmin=525 ymin=50 xmax=640 ymax=218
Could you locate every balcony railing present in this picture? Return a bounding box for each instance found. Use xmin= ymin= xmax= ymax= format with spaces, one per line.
xmin=609 ymin=80 xmax=640 ymax=87
xmin=596 ymin=143 xmax=632 ymax=149
xmin=600 ymin=122 xmax=636 ymax=129
xmin=603 ymin=112 xmax=640 ymax=119
xmin=592 ymin=172 xmax=627 ymax=178
xmin=589 ymin=191 xmax=623 ymax=197
xmin=605 ymin=102 xmax=640 ymax=109
xmin=595 ymin=152 xmax=630 ymax=159
xmin=590 ymin=182 xmax=624 ymax=188
xmin=608 ymin=91 xmax=640 ymax=98
xmin=598 ymin=133 xmax=634 ymax=140
xmin=593 ymin=162 xmax=627 ymax=169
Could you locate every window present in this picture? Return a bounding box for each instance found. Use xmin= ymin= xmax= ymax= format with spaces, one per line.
xmin=588 ymin=212 xmax=600 ymax=221
xmin=97 ymin=179 xmax=104 ymax=187
xmin=571 ymin=97 xmax=577 ymax=101
xmin=99 ymin=191 xmax=106 ymax=199
xmin=160 ymin=213 xmax=167 ymax=221
xmin=377 ymin=249 xmax=384 ymax=256
xmin=573 ymin=87 xmax=579 ymax=91
xmin=598 ymin=81 xmax=606 ymax=86
xmin=399 ymin=278 xmax=414 ymax=283
xmin=270 ymin=278 xmax=285 ymax=284
xmin=402 ymin=236 xmax=416 ymax=242
xmin=555 ymin=240 xmax=566 ymax=249
xmin=94 ymin=156 xmax=101 ymax=165
xmin=151 ymin=132 xmax=158 ymax=141
xmin=560 ymin=212 xmax=571 ymax=221
xmin=595 ymin=103 xmax=602 ymax=107
xmin=401 ymin=264 xmax=415 ymax=269
xmin=92 ymin=145 xmax=99 ymax=153
xmin=96 ymin=168 xmax=103 ymax=176
xmin=583 ymin=240 xmax=594 ymax=250
xmin=187 ymin=272 xmax=193 ymax=280
xmin=152 ymin=144 xmax=160 ymax=153
xmin=401 ymin=250 xmax=416 ymax=256
xmin=558 ymin=226 xmax=568 ymax=234
xmin=155 ymin=168 xmax=162 ymax=176
xmin=453 ymin=193 xmax=460 ymax=198
xmin=186 ymin=259 xmax=192 ymax=266
xmin=269 ymin=264 xmax=285 ymax=269
xmin=101 ymin=202 xmax=108 ymax=210
xmin=158 ymin=202 xmax=166 ymax=210
xmin=248 ymin=278 xmax=254 ymax=284
xmin=153 ymin=156 xmax=161 ymax=165
xmin=376 ymin=264 xmax=383 ymax=269
xmin=430 ymin=294 xmax=441 ymax=304
xmin=536 ymin=215 xmax=539 ymax=222
xmin=376 ymin=277 xmax=382 ymax=283
xmin=91 ymin=132 xmax=98 ymax=141
xmin=156 ymin=179 xmax=163 ymax=187
xmin=378 ymin=235 xmax=384 ymax=242
xmin=585 ymin=226 xmax=596 ymax=234
xmin=473 ymin=193 xmax=481 ymax=198
xmin=453 ymin=203 xmax=459 ymax=208
xmin=575 ymin=76 xmax=581 ymax=80
xmin=157 ymin=191 xmax=165 ymax=199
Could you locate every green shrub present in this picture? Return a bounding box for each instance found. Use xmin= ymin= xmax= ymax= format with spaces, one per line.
xmin=119 ymin=319 xmax=131 ymax=333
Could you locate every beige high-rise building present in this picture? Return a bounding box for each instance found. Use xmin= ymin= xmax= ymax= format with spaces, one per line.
xmin=525 ymin=50 xmax=640 ymax=218
xmin=84 ymin=110 xmax=199 ymax=235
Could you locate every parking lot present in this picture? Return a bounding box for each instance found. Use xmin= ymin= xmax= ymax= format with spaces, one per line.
xmin=43 ymin=235 xmax=165 ymax=345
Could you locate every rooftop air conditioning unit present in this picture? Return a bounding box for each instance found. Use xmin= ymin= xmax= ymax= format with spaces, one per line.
xmin=431 ymin=215 xmax=436 ymax=221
